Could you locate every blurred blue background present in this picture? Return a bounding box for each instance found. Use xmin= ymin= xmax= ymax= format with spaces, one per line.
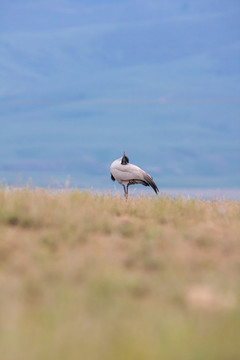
xmin=1 ymin=0 xmax=240 ymax=189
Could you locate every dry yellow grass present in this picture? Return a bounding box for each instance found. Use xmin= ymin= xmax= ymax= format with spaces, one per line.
xmin=0 ymin=188 xmax=240 ymax=360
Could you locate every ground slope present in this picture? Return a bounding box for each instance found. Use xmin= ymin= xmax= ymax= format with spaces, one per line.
xmin=0 ymin=189 xmax=240 ymax=360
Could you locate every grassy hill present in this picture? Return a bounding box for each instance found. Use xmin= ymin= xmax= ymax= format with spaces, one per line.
xmin=0 ymin=188 xmax=240 ymax=360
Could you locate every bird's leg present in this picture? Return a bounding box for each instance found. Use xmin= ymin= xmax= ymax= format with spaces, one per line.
xmin=123 ymin=185 xmax=128 ymax=200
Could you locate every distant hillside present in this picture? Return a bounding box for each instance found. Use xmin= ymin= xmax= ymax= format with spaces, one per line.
xmin=1 ymin=0 xmax=240 ymax=187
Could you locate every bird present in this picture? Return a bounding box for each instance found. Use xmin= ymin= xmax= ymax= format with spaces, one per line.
xmin=110 ymin=152 xmax=159 ymax=199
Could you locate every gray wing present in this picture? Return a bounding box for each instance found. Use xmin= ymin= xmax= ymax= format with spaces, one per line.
xmin=112 ymin=164 xmax=159 ymax=194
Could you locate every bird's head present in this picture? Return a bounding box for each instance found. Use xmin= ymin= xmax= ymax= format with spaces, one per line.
xmin=121 ymin=151 xmax=129 ymax=165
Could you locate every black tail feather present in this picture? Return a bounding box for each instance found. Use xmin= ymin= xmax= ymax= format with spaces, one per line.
xmin=143 ymin=174 xmax=159 ymax=194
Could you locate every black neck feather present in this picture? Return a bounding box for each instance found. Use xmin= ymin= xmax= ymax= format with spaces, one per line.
xmin=121 ymin=155 xmax=129 ymax=165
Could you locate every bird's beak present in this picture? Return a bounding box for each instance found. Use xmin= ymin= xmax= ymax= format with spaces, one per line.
xmin=123 ymin=151 xmax=125 ymax=157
